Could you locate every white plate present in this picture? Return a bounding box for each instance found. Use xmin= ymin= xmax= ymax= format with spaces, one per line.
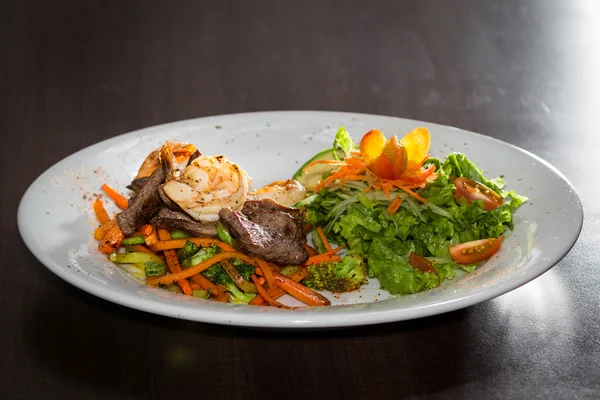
xmin=18 ymin=111 xmax=583 ymax=328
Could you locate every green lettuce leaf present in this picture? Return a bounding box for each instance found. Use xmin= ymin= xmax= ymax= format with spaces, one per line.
xmin=333 ymin=126 xmax=357 ymax=160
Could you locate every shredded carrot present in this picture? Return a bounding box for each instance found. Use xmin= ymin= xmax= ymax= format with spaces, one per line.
xmin=305 ymin=254 xmax=341 ymax=265
xmin=303 ymin=159 xmax=345 ymax=173
xmin=255 ymin=257 xmax=276 ymax=289
xmin=93 ymin=198 xmax=110 ymax=224
xmin=257 ymin=277 xmax=266 ymax=286
xmin=101 ymin=184 xmax=129 ymax=209
xmin=150 ymin=238 xmax=234 ymax=252
xmin=189 ymin=274 xmax=221 ymax=297
xmin=272 ymin=271 xmax=330 ymax=306
xmin=250 ymin=275 xmax=294 ymax=309
xmin=393 ymin=183 xmax=428 ymax=203
xmin=158 ymin=229 xmax=192 ymax=296
xmin=305 ymin=151 xmax=435 ymax=203
xmin=147 ymin=251 xmax=257 ymax=286
xmin=98 ymin=225 xmax=124 ymax=253
xmin=387 ymin=194 xmax=405 ymax=215
xmin=190 ymin=282 xmax=203 ymax=290
xmin=316 ymin=226 xmax=332 ymax=252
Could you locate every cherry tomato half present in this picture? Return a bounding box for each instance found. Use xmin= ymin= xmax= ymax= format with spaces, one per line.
xmin=453 ymin=177 xmax=504 ymax=211
xmin=449 ymin=237 xmax=504 ymax=264
xmin=409 ymin=253 xmax=438 ymax=275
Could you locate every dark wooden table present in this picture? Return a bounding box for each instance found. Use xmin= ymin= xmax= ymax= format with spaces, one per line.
xmin=2 ymin=1 xmax=599 ymax=398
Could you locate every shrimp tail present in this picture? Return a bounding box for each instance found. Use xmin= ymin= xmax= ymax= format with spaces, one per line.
xmin=159 ymin=140 xmax=181 ymax=180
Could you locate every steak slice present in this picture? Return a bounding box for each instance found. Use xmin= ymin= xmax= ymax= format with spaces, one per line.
xmin=116 ymin=166 xmax=165 ymax=236
xmin=127 ymin=177 xmax=150 ymax=192
xmin=218 ymin=208 xmax=308 ymax=265
xmin=157 ymin=185 xmax=183 ymax=211
xmin=151 ymin=208 xmax=218 ymax=238
xmin=241 ymin=199 xmax=305 ymax=242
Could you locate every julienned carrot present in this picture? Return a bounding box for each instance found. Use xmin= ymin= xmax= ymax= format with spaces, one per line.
xmin=150 ymin=238 xmax=235 ymax=252
xmin=93 ymin=198 xmax=110 ymax=224
xmin=272 ymin=271 xmax=330 ymax=306
xmin=101 ymin=184 xmax=129 ymax=209
xmin=215 ymin=292 xmax=230 ymax=303
xmin=146 ymin=251 xmax=257 ymax=286
xmin=304 ymin=254 xmax=341 ymax=265
xmin=98 ymin=225 xmax=124 ymax=253
xmin=324 ymin=244 xmax=346 ymax=256
xmin=126 ymin=244 xmax=161 ymax=257
xmin=189 ymin=282 xmax=203 ymax=290
xmin=248 ymin=295 xmax=265 ymax=305
xmin=249 ymin=269 xmax=308 ymax=305
xmin=387 ymin=194 xmax=404 ymax=215
xmin=156 ymin=228 xmax=171 ymax=241
xmin=158 ymin=229 xmax=192 ymax=296
xmin=250 ymin=275 xmax=294 ymax=309
xmin=94 ymin=219 xmax=117 ymax=240
xmin=301 ymin=243 xmax=319 ymax=257
xmin=255 ymin=258 xmax=276 ymax=290
xmin=316 ymin=226 xmax=332 ymax=252
xmin=94 ymin=227 xmax=107 ymax=240
xmin=145 ymin=229 xmax=159 ymax=246
xmin=190 ymin=274 xmax=221 ymax=297
xmin=265 ymin=268 xmax=309 ymax=301
xmin=139 ymin=224 xmax=153 ymax=236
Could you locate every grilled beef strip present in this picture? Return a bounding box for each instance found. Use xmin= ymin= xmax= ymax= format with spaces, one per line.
xmin=241 ymin=199 xmax=305 ymax=242
xmin=116 ymin=166 xmax=165 ymax=236
xmin=218 ymin=208 xmax=308 ymax=265
xmin=151 ymin=207 xmax=218 ymax=238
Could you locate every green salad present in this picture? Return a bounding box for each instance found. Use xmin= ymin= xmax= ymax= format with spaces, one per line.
xmin=294 ymin=127 xmax=528 ymax=295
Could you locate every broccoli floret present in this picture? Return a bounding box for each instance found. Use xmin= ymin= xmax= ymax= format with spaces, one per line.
xmin=176 ymin=240 xmax=199 ymax=263
xmin=202 ymin=264 xmax=256 ymax=304
xmin=230 ymin=258 xmax=256 ymax=281
xmin=144 ymin=260 xmax=166 ymax=277
xmin=302 ymin=254 xmax=368 ymax=293
xmin=181 ymin=245 xmax=220 ymax=268
xmin=178 ymin=244 xmax=255 ymax=303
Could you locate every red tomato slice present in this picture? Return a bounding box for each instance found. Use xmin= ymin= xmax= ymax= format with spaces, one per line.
xmin=449 ymin=237 xmax=504 ymax=264
xmin=453 ymin=177 xmax=504 ymax=211
xmin=409 ymin=253 xmax=437 ymax=275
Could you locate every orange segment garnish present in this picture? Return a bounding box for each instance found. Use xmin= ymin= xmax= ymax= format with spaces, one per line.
xmin=401 ymin=127 xmax=431 ymax=170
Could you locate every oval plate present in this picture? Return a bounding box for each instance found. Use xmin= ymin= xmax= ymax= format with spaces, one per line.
xmin=18 ymin=111 xmax=583 ymax=328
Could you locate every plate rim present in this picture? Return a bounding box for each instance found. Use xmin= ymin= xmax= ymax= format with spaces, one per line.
xmin=17 ymin=110 xmax=584 ymax=328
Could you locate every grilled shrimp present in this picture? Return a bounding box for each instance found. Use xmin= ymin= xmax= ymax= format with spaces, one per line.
xmin=249 ymin=179 xmax=307 ymax=207
xmin=136 ymin=142 xmax=197 ymax=179
xmin=160 ymin=141 xmax=251 ymax=222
